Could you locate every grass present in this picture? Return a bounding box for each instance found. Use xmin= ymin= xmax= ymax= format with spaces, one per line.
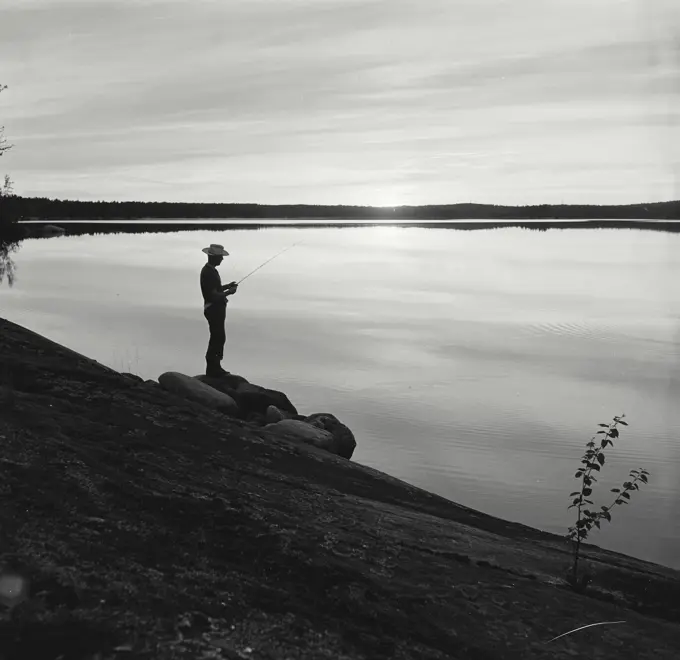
xmin=110 ymin=346 xmax=142 ymax=377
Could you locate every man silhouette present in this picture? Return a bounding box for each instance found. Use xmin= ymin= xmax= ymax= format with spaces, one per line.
xmin=200 ymin=244 xmax=238 ymax=377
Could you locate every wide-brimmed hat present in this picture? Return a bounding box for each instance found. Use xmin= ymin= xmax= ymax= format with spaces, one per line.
xmin=202 ymin=244 xmax=229 ymax=256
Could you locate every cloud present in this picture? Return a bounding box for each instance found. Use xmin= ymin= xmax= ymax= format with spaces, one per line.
xmin=1 ymin=0 xmax=678 ymax=204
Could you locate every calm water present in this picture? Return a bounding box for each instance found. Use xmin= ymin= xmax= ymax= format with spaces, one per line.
xmin=2 ymin=224 xmax=680 ymax=569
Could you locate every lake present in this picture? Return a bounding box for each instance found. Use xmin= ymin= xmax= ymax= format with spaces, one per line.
xmin=2 ymin=221 xmax=679 ymax=570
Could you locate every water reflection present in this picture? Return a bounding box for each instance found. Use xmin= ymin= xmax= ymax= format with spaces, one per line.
xmin=3 ymin=224 xmax=680 ymax=569
xmin=0 ymin=229 xmax=22 ymax=287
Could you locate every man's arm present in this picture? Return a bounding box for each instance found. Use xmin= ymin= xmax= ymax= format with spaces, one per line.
xmin=221 ymin=281 xmax=238 ymax=294
xmin=212 ymin=282 xmax=238 ymax=302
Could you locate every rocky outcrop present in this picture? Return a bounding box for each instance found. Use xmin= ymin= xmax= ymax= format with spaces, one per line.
xmin=158 ymin=371 xmax=238 ymax=415
xmin=190 ymin=374 xmax=356 ymax=459
xmin=304 ymin=412 xmax=357 ymax=460
xmin=233 ymin=382 xmax=297 ymax=417
xmin=196 ymin=373 xmax=249 ymax=390
xmin=195 ymin=374 xmax=297 ymax=419
xmin=263 ymin=419 xmax=336 ymax=453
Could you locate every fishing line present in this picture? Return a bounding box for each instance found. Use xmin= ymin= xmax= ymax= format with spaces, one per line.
xmin=236 ymin=240 xmax=304 ymax=285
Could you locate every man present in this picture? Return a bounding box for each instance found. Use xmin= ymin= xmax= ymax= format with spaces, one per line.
xmin=200 ymin=244 xmax=238 ymax=377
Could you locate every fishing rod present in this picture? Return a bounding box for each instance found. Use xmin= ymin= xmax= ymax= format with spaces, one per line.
xmin=235 ymin=241 xmax=303 ymax=285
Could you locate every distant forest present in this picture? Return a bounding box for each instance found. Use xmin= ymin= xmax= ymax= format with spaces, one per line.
xmin=7 ymin=196 xmax=680 ymax=221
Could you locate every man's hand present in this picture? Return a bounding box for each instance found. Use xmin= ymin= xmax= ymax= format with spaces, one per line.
xmin=223 ymin=281 xmax=238 ymax=296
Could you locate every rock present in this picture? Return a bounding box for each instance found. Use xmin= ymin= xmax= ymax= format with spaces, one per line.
xmin=246 ymin=413 xmax=267 ymax=427
xmin=121 ymin=372 xmax=144 ymax=384
xmin=234 ymin=382 xmax=298 ymax=417
xmin=194 ymin=375 xmax=298 ymax=422
xmin=304 ymin=413 xmax=357 ymax=460
xmin=193 ymin=375 xmax=242 ymax=414
xmin=265 ymin=405 xmax=292 ymax=424
xmin=196 ymin=373 xmax=249 ymax=390
xmin=264 ymin=419 xmax=337 ymax=454
xmin=158 ymin=372 xmax=238 ymax=415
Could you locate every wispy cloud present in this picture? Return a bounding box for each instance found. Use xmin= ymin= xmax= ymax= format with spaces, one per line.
xmin=1 ymin=0 xmax=678 ymax=205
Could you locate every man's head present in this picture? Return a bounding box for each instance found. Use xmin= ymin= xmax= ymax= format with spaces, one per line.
xmin=202 ymin=244 xmax=229 ymax=266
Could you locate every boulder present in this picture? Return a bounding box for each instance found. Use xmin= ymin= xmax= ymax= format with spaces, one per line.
xmin=304 ymin=413 xmax=357 ymax=460
xmin=235 ymin=382 xmax=298 ymax=417
xmin=196 ymin=373 xmax=249 ymax=390
xmin=193 ymin=375 xmax=242 ymax=414
xmin=264 ymin=419 xmax=337 ymax=454
xmin=194 ymin=374 xmax=297 ymax=418
xmin=158 ymin=372 xmax=238 ymax=415
xmin=265 ymin=405 xmax=293 ymax=424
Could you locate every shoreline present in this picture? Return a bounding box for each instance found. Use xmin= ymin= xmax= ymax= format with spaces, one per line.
xmin=11 ymin=218 xmax=680 ymax=242
xmin=1 ymin=315 xmax=679 ymax=658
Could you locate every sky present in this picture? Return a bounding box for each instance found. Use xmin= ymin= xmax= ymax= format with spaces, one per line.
xmin=1 ymin=0 xmax=679 ymax=207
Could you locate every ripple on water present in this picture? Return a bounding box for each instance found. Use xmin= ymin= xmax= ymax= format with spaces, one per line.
xmin=523 ymin=319 xmax=677 ymax=347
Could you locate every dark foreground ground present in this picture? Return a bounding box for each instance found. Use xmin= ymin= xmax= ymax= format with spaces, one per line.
xmin=0 ymin=316 xmax=679 ymax=659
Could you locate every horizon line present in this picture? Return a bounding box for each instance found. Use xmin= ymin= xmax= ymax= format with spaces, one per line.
xmin=11 ymin=195 xmax=680 ymax=209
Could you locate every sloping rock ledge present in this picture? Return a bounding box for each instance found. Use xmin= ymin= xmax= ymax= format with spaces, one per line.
xmin=0 ymin=316 xmax=679 ymax=660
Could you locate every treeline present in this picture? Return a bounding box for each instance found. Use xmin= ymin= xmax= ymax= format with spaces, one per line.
xmin=7 ymin=196 xmax=680 ymax=220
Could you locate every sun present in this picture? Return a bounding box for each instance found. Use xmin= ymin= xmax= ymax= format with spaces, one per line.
xmin=367 ymin=187 xmax=408 ymax=209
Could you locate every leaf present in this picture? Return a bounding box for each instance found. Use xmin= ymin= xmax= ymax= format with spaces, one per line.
xmin=594 ymin=520 xmax=601 ymax=529
xmin=598 ymin=423 xmax=609 ymax=428
xmin=610 ymin=428 xmax=619 ymax=438
xmin=640 ymin=475 xmax=648 ymax=483
xmin=597 ymin=454 xmax=605 ymax=466
xmin=582 ymin=488 xmax=592 ymax=496
xmin=569 ymin=491 xmax=580 ymax=497
xmin=584 ymin=499 xmax=594 ymax=505
xmin=622 ymin=492 xmax=630 ymax=499
xmin=596 ymin=430 xmax=606 ymax=434
xmin=591 ymin=464 xmax=600 ymax=471
xmin=572 ymin=497 xmax=581 ymax=505
xmin=611 ymin=488 xmax=620 ymax=493
xmin=603 ymin=511 xmax=612 ymax=522
xmin=618 ymin=420 xmax=628 ymax=426
xmin=600 ymin=505 xmax=608 ymax=511
xmin=575 ymin=471 xmax=583 ymax=478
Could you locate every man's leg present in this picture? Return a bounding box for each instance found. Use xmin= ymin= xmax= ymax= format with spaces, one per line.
xmin=214 ymin=305 xmax=227 ymax=370
xmin=204 ymin=305 xmax=227 ymax=376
